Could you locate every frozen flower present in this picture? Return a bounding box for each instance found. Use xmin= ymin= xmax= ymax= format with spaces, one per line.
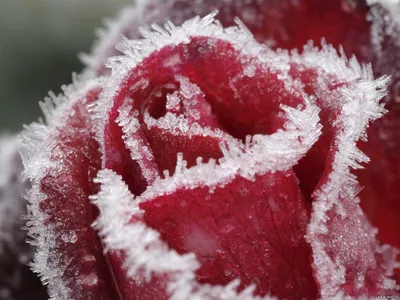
xmin=15 ymin=0 xmax=400 ymax=299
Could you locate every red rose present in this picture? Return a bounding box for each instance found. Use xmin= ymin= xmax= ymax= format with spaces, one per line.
xmin=17 ymin=0 xmax=400 ymax=299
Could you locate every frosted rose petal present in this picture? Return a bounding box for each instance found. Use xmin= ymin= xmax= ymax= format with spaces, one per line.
xmin=288 ymin=44 xmax=399 ymax=296
xmin=140 ymin=170 xmax=316 ymax=299
xmin=21 ymin=80 xmax=124 ymax=300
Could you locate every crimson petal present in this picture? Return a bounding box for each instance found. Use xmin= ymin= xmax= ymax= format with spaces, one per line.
xmin=21 ymin=79 xmax=123 ymax=299
xmin=82 ymin=0 xmax=370 ymax=76
xmin=139 ymin=170 xmax=316 ymax=299
xmin=289 ymin=45 xmax=399 ymax=297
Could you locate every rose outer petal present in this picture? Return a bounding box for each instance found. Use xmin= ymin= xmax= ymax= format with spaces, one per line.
xmin=353 ymin=4 xmax=400 ymax=280
xmin=140 ymin=170 xmax=316 ymax=299
xmin=21 ymin=81 xmax=128 ymax=299
xmin=83 ymin=0 xmax=370 ymax=76
xmin=288 ymin=45 xmax=399 ymax=297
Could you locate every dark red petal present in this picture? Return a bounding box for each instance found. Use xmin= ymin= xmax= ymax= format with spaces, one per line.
xmin=84 ymin=0 xmax=371 ymax=76
xmin=287 ymin=45 xmax=399 ymax=296
xmin=354 ymin=5 xmax=400 ymax=281
xmin=257 ymin=2 xmax=400 ymax=270
xmin=140 ymin=170 xmax=316 ymax=299
xmin=245 ymin=1 xmax=400 ymax=277
xmin=242 ymin=0 xmax=400 ymax=282
xmin=21 ymin=81 xmax=125 ymax=299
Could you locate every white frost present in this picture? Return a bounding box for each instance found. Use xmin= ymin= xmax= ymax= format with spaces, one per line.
xmin=80 ymin=0 xmax=148 ymax=76
xmin=0 ymin=135 xmax=24 ymax=255
xmin=367 ymin=0 xmax=400 ymax=57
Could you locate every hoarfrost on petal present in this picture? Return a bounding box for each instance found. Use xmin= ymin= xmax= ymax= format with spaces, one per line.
xmin=21 ymin=76 xmax=122 ymax=300
xmin=288 ymin=42 xmax=400 ymax=298
xmin=92 ymin=169 xmax=275 ymax=300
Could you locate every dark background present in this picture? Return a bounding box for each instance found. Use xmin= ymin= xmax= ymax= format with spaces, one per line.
xmin=0 ymin=0 xmax=130 ymax=133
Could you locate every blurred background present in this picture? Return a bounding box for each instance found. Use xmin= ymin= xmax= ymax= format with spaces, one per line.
xmin=0 ymin=0 xmax=131 ymax=133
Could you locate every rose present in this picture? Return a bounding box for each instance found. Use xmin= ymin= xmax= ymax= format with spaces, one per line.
xmin=17 ymin=0 xmax=400 ymax=299
xmin=88 ymin=0 xmax=400 ymax=286
xmin=86 ymin=0 xmax=400 ymax=261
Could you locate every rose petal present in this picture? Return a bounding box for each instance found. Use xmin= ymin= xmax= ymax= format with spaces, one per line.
xmin=92 ymin=170 xmax=268 ymax=300
xmin=94 ymin=13 xmax=399 ymax=297
xmin=354 ymin=3 xmax=400 ymax=278
xmin=21 ymin=78 xmax=123 ymax=299
xmin=287 ymin=43 xmax=399 ymax=296
xmin=82 ymin=0 xmax=372 ymax=76
xmin=139 ymin=170 xmax=316 ymax=299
